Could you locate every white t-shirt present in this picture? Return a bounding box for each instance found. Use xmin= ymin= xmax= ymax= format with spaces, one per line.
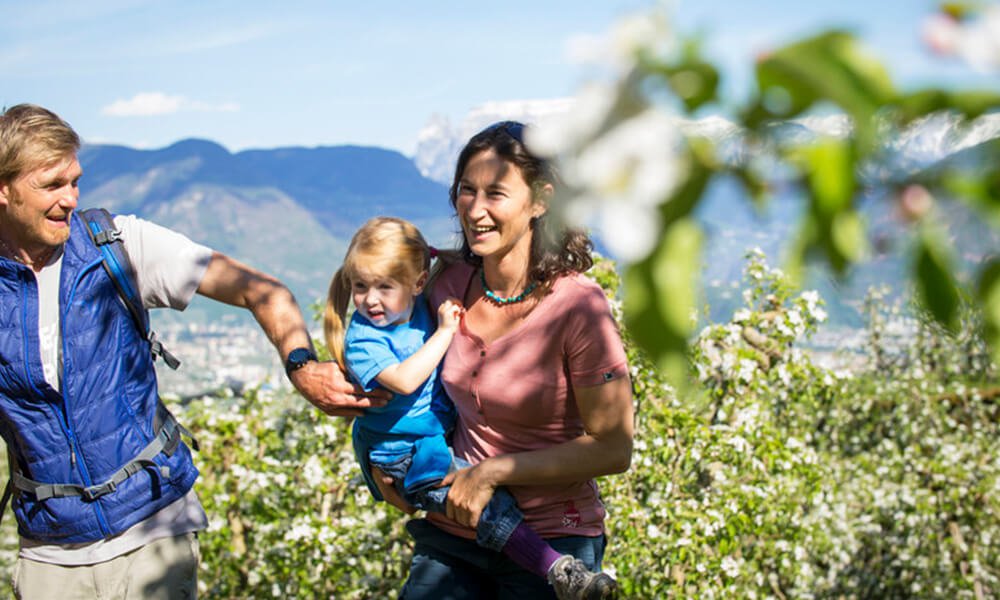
xmin=18 ymin=215 xmax=213 ymax=566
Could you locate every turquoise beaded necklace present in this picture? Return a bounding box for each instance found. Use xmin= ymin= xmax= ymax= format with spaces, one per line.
xmin=480 ymin=270 xmax=537 ymax=305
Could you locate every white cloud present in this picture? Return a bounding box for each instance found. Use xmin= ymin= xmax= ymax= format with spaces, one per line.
xmin=103 ymin=92 xmax=182 ymax=116
xmin=102 ymin=92 xmax=239 ymax=117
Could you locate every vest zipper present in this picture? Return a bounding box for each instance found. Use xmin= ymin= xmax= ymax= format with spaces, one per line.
xmin=61 ymin=259 xmax=113 ymax=536
xmin=19 ymin=276 xmax=96 ymax=528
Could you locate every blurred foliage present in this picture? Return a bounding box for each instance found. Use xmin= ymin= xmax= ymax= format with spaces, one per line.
xmin=555 ymin=11 xmax=1000 ymax=384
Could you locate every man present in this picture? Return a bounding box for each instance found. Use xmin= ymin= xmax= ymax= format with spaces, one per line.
xmin=0 ymin=103 xmax=385 ymax=598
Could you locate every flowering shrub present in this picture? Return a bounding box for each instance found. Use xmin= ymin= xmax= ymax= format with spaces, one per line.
xmin=603 ymin=251 xmax=1000 ymax=598
xmin=174 ymin=388 xmax=409 ymax=599
xmin=0 ymin=252 xmax=996 ymax=598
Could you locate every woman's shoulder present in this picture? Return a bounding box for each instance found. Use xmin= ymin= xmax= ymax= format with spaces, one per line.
xmin=551 ymin=272 xmax=610 ymax=305
xmin=429 ymin=261 xmax=475 ymax=305
xmin=538 ymin=272 xmax=616 ymax=324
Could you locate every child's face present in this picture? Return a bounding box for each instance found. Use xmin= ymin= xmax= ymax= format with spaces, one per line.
xmin=351 ymin=269 xmax=426 ymax=327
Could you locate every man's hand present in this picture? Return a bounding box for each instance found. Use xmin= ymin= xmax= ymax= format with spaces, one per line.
xmin=290 ymin=360 xmax=389 ymax=417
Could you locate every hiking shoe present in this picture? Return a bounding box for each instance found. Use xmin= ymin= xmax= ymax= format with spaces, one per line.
xmin=547 ymin=555 xmax=618 ymax=600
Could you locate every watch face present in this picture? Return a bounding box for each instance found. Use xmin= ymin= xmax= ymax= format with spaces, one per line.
xmin=286 ymin=348 xmax=316 ymax=373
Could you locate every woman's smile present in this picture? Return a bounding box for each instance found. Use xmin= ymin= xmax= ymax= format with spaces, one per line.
xmin=455 ymin=149 xmax=542 ymax=261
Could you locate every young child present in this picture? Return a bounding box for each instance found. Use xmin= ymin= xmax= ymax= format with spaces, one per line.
xmin=324 ymin=217 xmax=617 ymax=600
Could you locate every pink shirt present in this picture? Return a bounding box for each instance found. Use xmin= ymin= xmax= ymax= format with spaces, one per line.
xmin=429 ymin=263 xmax=629 ymax=539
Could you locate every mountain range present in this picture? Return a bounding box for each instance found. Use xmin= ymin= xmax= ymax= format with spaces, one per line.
xmin=77 ymin=139 xmax=458 ymax=324
xmin=76 ymin=124 xmax=999 ymax=334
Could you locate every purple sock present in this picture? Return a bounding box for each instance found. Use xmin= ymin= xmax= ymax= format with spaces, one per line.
xmin=500 ymin=522 xmax=564 ymax=579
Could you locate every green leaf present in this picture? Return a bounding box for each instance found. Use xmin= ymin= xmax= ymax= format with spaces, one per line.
xmin=661 ymin=143 xmax=715 ymax=226
xmin=789 ymin=137 xmax=866 ymax=275
xmin=831 ymin=211 xmax=867 ymax=264
xmin=896 ymin=89 xmax=1000 ymax=122
xmin=977 ymin=258 xmax=1000 ymax=366
xmin=750 ymin=30 xmax=895 ymax=150
xmin=624 ymin=218 xmax=703 ymax=387
xmin=803 ymin=137 xmax=855 ymax=218
xmin=640 ymin=35 xmax=720 ymax=113
xmin=663 ymin=61 xmax=720 ymax=112
xmin=757 ymin=31 xmax=896 ymax=124
xmin=913 ymin=227 xmax=962 ymax=332
xmin=785 ymin=215 xmax=817 ymax=286
xmin=942 ymin=138 xmax=1000 ymax=229
xmin=652 ymin=220 xmax=702 ymax=334
xmin=732 ymin=166 xmax=772 ymax=212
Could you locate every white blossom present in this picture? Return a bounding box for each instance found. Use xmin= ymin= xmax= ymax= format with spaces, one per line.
xmin=923 ymin=6 xmax=1000 ymax=71
xmin=721 ymin=555 xmax=743 ymax=578
xmin=561 ymin=109 xmax=685 ymax=261
xmin=302 ymin=455 xmax=326 ymax=489
xmin=737 ymin=358 xmax=757 ymax=383
xmin=528 ymin=82 xmax=617 ymax=157
xmin=564 ymin=10 xmax=672 ymax=73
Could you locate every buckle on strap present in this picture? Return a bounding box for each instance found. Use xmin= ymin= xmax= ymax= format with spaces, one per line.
xmin=82 ymin=480 xmax=116 ymax=501
xmin=93 ymin=228 xmax=124 ymax=245
xmin=148 ymin=332 xmax=181 ymax=370
xmin=8 ymin=412 xmax=193 ymax=502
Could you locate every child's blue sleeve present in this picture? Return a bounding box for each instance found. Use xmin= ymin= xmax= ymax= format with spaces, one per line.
xmin=344 ymin=329 xmax=400 ymax=391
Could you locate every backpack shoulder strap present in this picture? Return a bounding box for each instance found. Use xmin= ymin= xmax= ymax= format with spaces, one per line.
xmin=0 ymin=211 xmax=191 ymax=523
xmin=78 ymin=208 xmax=181 ymax=370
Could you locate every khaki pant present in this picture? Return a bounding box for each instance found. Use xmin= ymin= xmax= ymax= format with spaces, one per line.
xmin=13 ymin=533 xmax=199 ymax=600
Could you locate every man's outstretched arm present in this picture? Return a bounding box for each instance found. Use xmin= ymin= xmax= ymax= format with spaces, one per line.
xmin=195 ymin=251 xmax=388 ymax=416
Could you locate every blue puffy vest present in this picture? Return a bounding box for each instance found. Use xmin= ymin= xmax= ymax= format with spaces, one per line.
xmin=0 ymin=213 xmax=199 ymax=544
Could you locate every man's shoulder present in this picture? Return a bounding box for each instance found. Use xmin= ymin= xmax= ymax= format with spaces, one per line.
xmin=110 ymin=213 xmax=154 ymax=232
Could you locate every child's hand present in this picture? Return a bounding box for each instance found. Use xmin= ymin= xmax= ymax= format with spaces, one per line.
xmin=437 ymin=297 xmax=464 ymax=331
xmin=372 ymin=467 xmax=416 ymax=515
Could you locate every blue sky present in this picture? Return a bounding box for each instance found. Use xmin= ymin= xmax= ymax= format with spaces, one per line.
xmin=3 ymin=0 xmax=993 ymax=155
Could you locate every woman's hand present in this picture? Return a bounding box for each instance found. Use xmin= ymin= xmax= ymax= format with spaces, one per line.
xmin=441 ymin=461 xmax=499 ymax=528
xmin=372 ymin=467 xmax=416 ymax=515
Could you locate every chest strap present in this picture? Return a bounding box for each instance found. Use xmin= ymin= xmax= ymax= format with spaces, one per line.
xmin=7 ymin=410 xmax=198 ymax=503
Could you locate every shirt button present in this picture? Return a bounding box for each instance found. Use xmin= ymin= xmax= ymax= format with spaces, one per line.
xmin=480 ymin=350 xmax=486 ymax=357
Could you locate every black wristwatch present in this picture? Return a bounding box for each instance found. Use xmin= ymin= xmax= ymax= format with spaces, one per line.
xmin=284 ymin=347 xmax=318 ymax=376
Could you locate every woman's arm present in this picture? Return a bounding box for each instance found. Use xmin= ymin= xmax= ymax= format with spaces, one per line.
xmin=441 ymin=376 xmax=634 ymax=528
xmin=375 ymin=298 xmax=463 ymax=395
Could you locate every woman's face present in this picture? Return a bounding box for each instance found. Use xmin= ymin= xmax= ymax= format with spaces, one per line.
xmin=455 ymin=149 xmax=546 ymax=262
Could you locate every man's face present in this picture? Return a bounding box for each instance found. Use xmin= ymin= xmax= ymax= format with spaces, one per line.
xmin=0 ymin=156 xmax=82 ymax=252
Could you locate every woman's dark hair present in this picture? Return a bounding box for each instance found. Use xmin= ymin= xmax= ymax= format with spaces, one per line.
xmin=447 ymin=121 xmax=593 ymax=284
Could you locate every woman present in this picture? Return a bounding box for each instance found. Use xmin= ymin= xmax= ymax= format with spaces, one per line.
xmin=377 ymin=121 xmax=634 ymax=599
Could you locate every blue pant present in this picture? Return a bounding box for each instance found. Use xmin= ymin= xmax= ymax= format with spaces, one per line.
xmin=400 ymin=518 xmax=608 ymax=600
xmin=377 ymin=455 xmax=523 ymax=551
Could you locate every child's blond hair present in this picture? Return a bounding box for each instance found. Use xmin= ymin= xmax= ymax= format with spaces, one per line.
xmin=324 ymin=217 xmax=431 ymax=365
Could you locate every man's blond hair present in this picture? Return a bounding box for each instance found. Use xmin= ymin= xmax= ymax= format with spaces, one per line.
xmin=0 ymin=104 xmax=80 ymax=184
